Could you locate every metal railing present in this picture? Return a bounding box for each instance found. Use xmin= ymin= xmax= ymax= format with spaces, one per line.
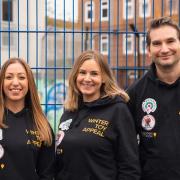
xmin=0 ymin=0 xmax=179 ymax=131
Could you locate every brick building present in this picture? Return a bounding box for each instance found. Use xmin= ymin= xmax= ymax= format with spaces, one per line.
xmin=77 ymin=0 xmax=179 ymax=87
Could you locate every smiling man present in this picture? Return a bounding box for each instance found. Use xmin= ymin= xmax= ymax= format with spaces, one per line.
xmin=127 ymin=17 xmax=180 ymax=180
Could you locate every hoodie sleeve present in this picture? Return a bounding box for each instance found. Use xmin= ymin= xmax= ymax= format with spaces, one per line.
xmin=115 ymin=103 xmax=141 ymax=180
xmin=36 ymin=129 xmax=55 ymax=180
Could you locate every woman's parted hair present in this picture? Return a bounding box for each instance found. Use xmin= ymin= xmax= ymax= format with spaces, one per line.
xmin=0 ymin=58 xmax=52 ymax=145
xmin=64 ymin=50 xmax=129 ymax=111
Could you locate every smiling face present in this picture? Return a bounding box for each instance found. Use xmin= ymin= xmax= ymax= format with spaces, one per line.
xmin=148 ymin=25 xmax=180 ymax=69
xmin=3 ymin=62 xmax=28 ymax=109
xmin=76 ymin=59 xmax=103 ymax=102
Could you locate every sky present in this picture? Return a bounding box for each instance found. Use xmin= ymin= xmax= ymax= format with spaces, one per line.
xmin=47 ymin=0 xmax=78 ymax=22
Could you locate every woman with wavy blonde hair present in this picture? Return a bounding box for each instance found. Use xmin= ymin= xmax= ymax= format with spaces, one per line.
xmin=65 ymin=50 xmax=129 ymax=111
xmin=55 ymin=50 xmax=140 ymax=180
xmin=0 ymin=58 xmax=54 ymax=180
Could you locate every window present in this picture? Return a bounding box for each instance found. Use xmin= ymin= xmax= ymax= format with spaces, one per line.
xmin=84 ymin=31 xmax=95 ymax=50
xmin=101 ymin=0 xmax=108 ymax=21
xmin=123 ymin=0 xmax=134 ymax=19
xmin=87 ymin=39 xmax=95 ymax=50
xmin=139 ymin=0 xmax=151 ymax=17
xmin=101 ymin=34 xmax=108 ymax=55
xmin=2 ymin=26 xmax=16 ymax=48
xmin=1 ymin=0 xmax=16 ymax=48
xmin=123 ymin=34 xmax=133 ymax=54
xmin=85 ymin=1 xmax=95 ymax=22
xmin=2 ymin=0 xmax=13 ymax=21
xmin=140 ymin=34 xmax=147 ymax=54
xmin=84 ymin=33 xmax=95 ymax=50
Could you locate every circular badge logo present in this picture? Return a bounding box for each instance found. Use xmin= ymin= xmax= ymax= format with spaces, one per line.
xmin=142 ymin=114 xmax=155 ymax=131
xmin=0 ymin=144 xmax=4 ymax=159
xmin=142 ymin=98 xmax=157 ymax=114
xmin=56 ymin=130 xmax=65 ymax=147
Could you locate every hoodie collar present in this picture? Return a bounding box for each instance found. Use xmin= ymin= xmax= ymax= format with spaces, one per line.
xmin=79 ymin=96 xmax=124 ymax=109
xmin=147 ymin=63 xmax=180 ymax=87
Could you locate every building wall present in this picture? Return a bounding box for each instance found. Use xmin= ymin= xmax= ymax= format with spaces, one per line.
xmin=1 ymin=0 xmax=45 ymax=68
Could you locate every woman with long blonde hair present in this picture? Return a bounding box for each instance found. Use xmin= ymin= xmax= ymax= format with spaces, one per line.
xmin=55 ymin=50 xmax=140 ymax=180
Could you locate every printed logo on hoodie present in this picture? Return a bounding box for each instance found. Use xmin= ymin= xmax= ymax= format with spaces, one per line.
xmin=82 ymin=118 xmax=109 ymax=137
xmin=59 ymin=119 xmax=72 ymax=131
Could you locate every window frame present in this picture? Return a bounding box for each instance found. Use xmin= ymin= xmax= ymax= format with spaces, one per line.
xmin=1 ymin=0 xmax=16 ymax=48
xmin=85 ymin=1 xmax=95 ymax=23
xmin=2 ymin=0 xmax=13 ymax=22
xmin=123 ymin=34 xmax=133 ymax=54
xmin=140 ymin=34 xmax=147 ymax=54
xmin=101 ymin=0 xmax=108 ymax=21
xmin=100 ymin=34 xmax=108 ymax=55
xmin=139 ymin=0 xmax=151 ymax=18
xmin=123 ymin=0 xmax=134 ymax=19
xmin=1 ymin=25 xmax=17 ymax=49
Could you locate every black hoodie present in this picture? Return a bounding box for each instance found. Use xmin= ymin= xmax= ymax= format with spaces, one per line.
xmin=55 ymin=96 xmax=140 ymax=180
xmin=0 ymin=108 xmax=55 ymax=180
xmin=127 ymin=63 xmax=180 ymax=180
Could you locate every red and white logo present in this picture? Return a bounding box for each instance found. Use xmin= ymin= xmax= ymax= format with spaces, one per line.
xmin=142 ymin=114 xmax=155 ymax=131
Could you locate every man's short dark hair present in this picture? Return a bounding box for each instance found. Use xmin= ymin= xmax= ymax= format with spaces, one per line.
xmin=146 ymin=16 xmax=180 ymax=47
